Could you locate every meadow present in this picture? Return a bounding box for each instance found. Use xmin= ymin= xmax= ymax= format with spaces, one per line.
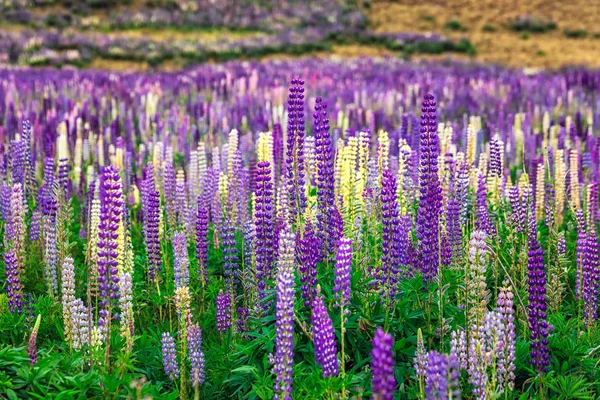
xmin=0 ymin=58 xmax=599 ymax=399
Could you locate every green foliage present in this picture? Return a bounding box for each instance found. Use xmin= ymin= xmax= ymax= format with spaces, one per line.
xmin=564 ymin=29 xmax=588 ymax=39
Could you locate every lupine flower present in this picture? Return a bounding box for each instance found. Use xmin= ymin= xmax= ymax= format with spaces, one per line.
xmin=508 ymin=186 xmax=524 ymax=233
xmin=61 ymin=257 xmax=76 ymax=343
xmin=221 ymin=221 xmax=238 ymax=290
xmin=161 ymin=332 xmax=179 ymax=380
xmin=173 ymin=231 xmax=190 ymax=289
xmin=380 ymin=170 xmax=400 ymax=300
xmin=311 ymin=293 xmax=339 ymax=377
xmin=237 ymin=307 xmax=249 ymax=333
xmin=143 ymin=175 xmax=162 ymax=281
xmin=23 ymin=293 xmax=36 ymax=329
xmin=467 ymin=230 xmax=489 ymax=325
xmin=27 ymin=314 xmax=41 ymax=366
xmin=119 ymin=272 xmax=135 ymax=346
xmin=527 ymin=208 xmax=550 ymax=373
xmin=497 ymin=281 xmax=516 ymax=391
xmin=371 ymin=327 xmax=395 ymax=400
xmin=216 ymin=290 xmax=232 ymax=335
xmin=476 ymin=174 xmax=496 ymax=237
xmin=188 ymin=323 xmax=205 ymax=388
xmin=414 ymin=328 xmax=427 ymax=378
xmin=333 ymin=238 xmax=352 ymax=310
xmin=4 ymin=251 xmax=23 ymax=314
xmin=583 ymin=228 xmax=599 ymax=325
xmin=272 ymin=229 xmax=295 ymax=400
xmin=417 ymin=93 xmax=442 ymax=282
xmin=298 ymin=221 xmax=319 ymax=307
xmin=285 ymin=77 xmax=307 ymax=223
xmin=196 ymin=204 xmax=209 ymax=284
xmin=576 ymin=210 xmax=587 ymax=300
xmin=313 ymin=96 xmax=336 ymax=258
xmin=424 ymin=350 xmax=461 ymax=400
xmin=97 ymin=165 xmax=123 ymax=332
xmin=450 ymin=328 xmax=468 ymax=370
xmin=254 ymin=160 xmax=275 ymax=301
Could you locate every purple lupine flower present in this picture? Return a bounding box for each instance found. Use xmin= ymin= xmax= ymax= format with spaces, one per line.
xmin=398 ymin=215 xmax=413 ymax=273
xmin=4 ymin=251 xmax=23 ymax=314
xmin=97 ymin=166 xmax=122 ymax=330
xmin=188 ymin=323 xmax=205 ymax=388
xmin=27 ymin=314 xmax=41 ymax=366
xmin=173 ymin=231 xmax=190 ymax=289
xmin=176 ymin=181 xmax=187 ymax=227
xmin=311 ymin=294 xmax=339 ymax=377
xmin=414 ymin=328 xmax=427 ymax=378
xmin=527 ymin=208 xmax=550 ymax=373
xmin=1 ymin=184 xmax=11 ymax=221
xmin=416 ymin=94 xmax=442 ymax=282
xmin=489 ymin=136 xmax=502 ymax=177
xmin=23 ymin=293 xmax=36 ymax=329
xmin=588 ymin=181 xmax=598 ymax=226
xmin=371 ymin=327 xmax=396 ymax=400
xmin=164 ymin=162 xmax=177 ymax=229
xmin=196 ymin=204 xmax=209 ymax=284
xmin=237 ymin=307 xmax=249 ymax=333
xmin=285 ymin=77 xmax=307 ymax=223
xmin=445 ymin=194 xmax=461 ymax=263
xmin=508 ymin=186 xmax=524 ymax=233
xmin=272 ymin=229 xmax=295 ymax=400
xmin=161 ymin=332 xmax=179 ymax=380
xmin=43 ymin=195 xmax=58 ymax=296
xmin=144 ymin=183 xmax=162 ymax=282
xmin=583 ymin=228 xmax=599 ymax=325
xmin=333 ymin=238 xmax=352 ymax=310
xmin=297 ymin=221 xmax=319 ymax=307
xmin=6 ymin=183 xmax=26 ymax=268
xmin=497 ymin=281 xmax=516 ymax=391
xmin=254 ymin=161 xmax=275 ymax=301
xmin=10 ymin=139 xmax=26 ymax=188
xmin=424 ymin=351 xmax=461 ymax=400
xmin=221 ymin=221 xmax=238 ymax=290
xmin=476 ymin=174 xmax=496 ymax=236
xmin=216 ymin=290 xmax=232 ymax=335
xmin=313 ymin=96 xmax=336 ymax=258
xmin=58 ymin=158 xmax=70 ymax=199
xmin=576 ymin=210 xmax=587 ymax=300
xmin=380 ymin=170 xmax=401 ymax=300
xmin=467 ymin=323 xmax=487 ymax=398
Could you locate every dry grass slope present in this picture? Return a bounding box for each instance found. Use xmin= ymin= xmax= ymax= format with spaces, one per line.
xmin=369 ymin=0 xmax=600 ymax=68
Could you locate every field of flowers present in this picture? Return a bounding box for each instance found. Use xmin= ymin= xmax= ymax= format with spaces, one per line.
xmin=0 ymin=58 xmax=600 ymax=399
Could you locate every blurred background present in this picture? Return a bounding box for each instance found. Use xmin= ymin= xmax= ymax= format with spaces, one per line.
xmin=1 ymin=0 xmax=599 ymax=71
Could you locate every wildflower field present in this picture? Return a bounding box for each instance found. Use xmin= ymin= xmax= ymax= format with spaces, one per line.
xmin=1 ymin=58 xmax=600 ymax=399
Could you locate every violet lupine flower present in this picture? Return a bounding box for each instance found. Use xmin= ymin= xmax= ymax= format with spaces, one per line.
xmin=371 ymin=327 xmax=396 ymax=400
xmin=188 ymin=323 xmax=205 ymax=388
xmin=445 ymin=193 xmax=461 ymax=264
xmin=414 ymin=328 xmax=427 ymax=378
xmin=489 ymin=136 xmax=502 ymax=177
xmin=333 ymin=238 xmax=352 ymax=310
xmin=4 ymin=251 xmax=23 ymax=314
xmin=398 ymin=215 xmax=413 ymax=273
xmin=175 ymin=181 xmax=187 ymax=227
xmin=216 ymin=290 xmax=232 ymax=335
xmin=97 ymin=166 xmax=123 ymax=330
xmin=508 ymin=186 xmax=524 ymax=233
xmin=164 ymin=162 xmax=177 ymax=228
xmin=311 ymin=294 xmax=339 ymax=377
xmin=424 ymin=351 xmax=461 ymax=400
xmin=273 ymin=230 xmax=295 ymax=400
xmin=576 ymin=210 xmax=587 ymax=300
xmin=6 ymin=183 xmax=26 ymax=267
xmin=144 ymin=184 xmax=162 ymax=282
xmin=476 ymin=174 xmax=496 ymax=237
xmin=161 ymin=332 xmax=179 ymax=380
xmin=43 ymin=195 xmax=58 ymax=296
xmin=416 ymin=93 xmax=442 ymax=282
xmin=23 ymin=293 xmax=36 ymax=329
xmin=173 ymin=231 xmax=190 ymax=289
xmin=196 ymin=204 xmax=209 ymax=284
xmin=285 ymin=77 xmax=307 ymax=223
xmin=583 ymin=228 xmax=599 ymax=325
xmin=27 ymin=315 xmax=41 ymax=366
xmin=297 ymin=221 xmax=319 ymax=307
xmin=527 ymin=210 xmax=550 ymax=373
xmin=380 ymin=170 xmax=401 ymax=300
xmin=497 ymin=281 xmax=516 ymax=391
xmin=467 ymin=324 xmax=487 ymax=398
xmin=313 ymin=96 xmax=336 ymax=258
xmin=221 ymin=221 xmax=238 ymax=290
xmin=1 ymin=184 xmax=11 ymax=221
xmin=10 ymin=139 xmax=26 ymax=188
xmin=58 ymin=158 xmax=70 ymax=199
xmin=254 ymin=161 xmax=275 ymax=301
